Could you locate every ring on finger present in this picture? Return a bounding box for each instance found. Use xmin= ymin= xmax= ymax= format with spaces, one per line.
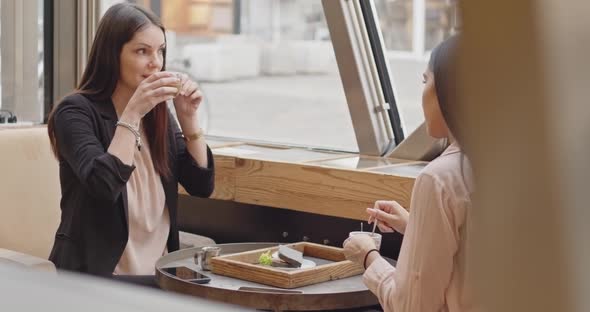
xmin=174 ymin=75 xmax=183 ymax=97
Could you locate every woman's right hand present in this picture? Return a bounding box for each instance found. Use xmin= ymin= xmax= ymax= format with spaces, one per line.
xmin=367 ymin=200 xmax=409 ymax=235
xmin=122 ymin=72 xmax=180 ymax=120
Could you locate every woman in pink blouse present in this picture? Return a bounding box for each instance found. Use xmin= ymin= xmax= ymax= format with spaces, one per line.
xmin=343 ymin=35 xmax=477 ymax=311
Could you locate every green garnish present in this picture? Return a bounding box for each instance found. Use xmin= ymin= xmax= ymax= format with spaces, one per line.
xmin=259 ymin=250 xmax=272 ymax=266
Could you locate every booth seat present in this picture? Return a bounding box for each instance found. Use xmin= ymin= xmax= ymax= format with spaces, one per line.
xmin=0 ymin=248 xmax=56 ymax=272
xmin=0 ymin=127 xmax=61 ymax=262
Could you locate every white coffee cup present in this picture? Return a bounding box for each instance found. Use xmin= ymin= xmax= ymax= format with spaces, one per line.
xmin=348 ymin=231 xmax=382 ymax=250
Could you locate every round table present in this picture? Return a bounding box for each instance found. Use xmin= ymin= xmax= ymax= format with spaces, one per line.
xmin=156 ymin=243 xmax=382 ymax=311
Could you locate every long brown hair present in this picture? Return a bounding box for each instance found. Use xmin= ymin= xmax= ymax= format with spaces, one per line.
xmin=428 ymin=35 xmax=461 ymax=145
xmin=47 ymin=3 xmax=170 ymax=179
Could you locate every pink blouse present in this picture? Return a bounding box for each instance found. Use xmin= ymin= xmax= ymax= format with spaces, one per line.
xmin=114 ymin=129 xmax=170 ymax=275
xmin=364 ymin=143 xmax=477 ymax=311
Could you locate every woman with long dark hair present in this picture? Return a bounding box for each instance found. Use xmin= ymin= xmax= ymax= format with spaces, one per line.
xmin=343 ymin=35 xmax=476 ymax=311
xmin=46 ymin=3 xmax=214 ymax=285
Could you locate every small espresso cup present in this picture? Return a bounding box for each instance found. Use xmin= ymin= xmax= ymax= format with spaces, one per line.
xmin=348 ymin=231 xmax=382 ymax=251
xmin=194 ymin=246 xmax=221 ymax=271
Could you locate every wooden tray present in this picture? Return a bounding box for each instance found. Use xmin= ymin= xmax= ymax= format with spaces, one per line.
xmin=209 ymin=242 xmax=364 ymax=289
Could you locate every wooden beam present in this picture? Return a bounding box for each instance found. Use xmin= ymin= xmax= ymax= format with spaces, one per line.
xmin=233 ymin=158 xmax=413 ymax=220
xmin=182 ymin=147 xmax=415 ymax=221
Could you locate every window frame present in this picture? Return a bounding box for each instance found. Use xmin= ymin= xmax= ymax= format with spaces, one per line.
xmin=323 ymin=0 xmax=396 ymax=156
xmin=48 ymin=0 xmax=100 ymax=112
xmin=43 ymin=0 xmax=54 ymax=122
xmin=359 ymin=0 xmax=405 ymax=146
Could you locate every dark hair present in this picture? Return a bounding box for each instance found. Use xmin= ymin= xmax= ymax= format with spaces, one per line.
xmin=48 ymin=3 xmax=170 ymax=178
xmin=428 ymin=35 xmax=462 ymax=145
xmin=428 ymin=35 xmax=475 ymax=194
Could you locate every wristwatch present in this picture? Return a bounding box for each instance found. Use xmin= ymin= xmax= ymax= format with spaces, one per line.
xmin=183 ymin=128 xmax=204 ymax=142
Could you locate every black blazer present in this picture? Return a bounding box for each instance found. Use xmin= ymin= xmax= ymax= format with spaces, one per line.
xmin=48 ymin=94 xmax=214 ymax=276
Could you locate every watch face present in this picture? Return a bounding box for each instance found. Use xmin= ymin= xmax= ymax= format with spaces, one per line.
xmin=184 ymin=129 xmax=204 ymax=141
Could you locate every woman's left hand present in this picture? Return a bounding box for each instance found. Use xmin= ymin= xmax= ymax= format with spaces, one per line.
xmin=343 ymin=234 xmax=377 ymax=266
xmin=173 ymin=73 xmax=203 ymax=120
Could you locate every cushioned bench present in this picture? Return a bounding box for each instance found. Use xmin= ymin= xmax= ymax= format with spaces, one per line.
xmin=0 ymin=127 xmax=61 ymax=261
xmin=0 ymin=248 xmax=56 ymax=272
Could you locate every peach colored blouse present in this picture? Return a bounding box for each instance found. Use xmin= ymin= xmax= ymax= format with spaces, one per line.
xmin=364 ymin=143 xmax=477 ymax=312
xmin=114 ymin=130 xmax=170 ymax=275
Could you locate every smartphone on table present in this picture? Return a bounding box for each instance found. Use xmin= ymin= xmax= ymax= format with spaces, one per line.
xmin=161 ymin=266 xmax=211 ymax=284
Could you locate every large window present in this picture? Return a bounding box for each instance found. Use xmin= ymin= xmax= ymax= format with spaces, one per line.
xmin=96 ymin=0 xmax=458 ymax=152
xmin=100 ymin=0 xmax=358 ymax=152
xmin=376 ymin=0 xmax=458 ymax=134
xmin=0 ymin=0 xmax=44 ymax=124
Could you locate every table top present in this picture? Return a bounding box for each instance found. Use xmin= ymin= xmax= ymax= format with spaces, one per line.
xmin=156 ymin=243 xmax=383 ymax=311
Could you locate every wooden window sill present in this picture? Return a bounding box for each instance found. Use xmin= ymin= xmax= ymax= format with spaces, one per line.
xmin=180 ymin=139 xmax=422 ymax=221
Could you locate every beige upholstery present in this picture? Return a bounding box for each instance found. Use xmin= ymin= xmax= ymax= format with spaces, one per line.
xmin=0 ymin=248 xmax=56 ymax=272
xmin=0 ymin=127 xmax=61 ymax=259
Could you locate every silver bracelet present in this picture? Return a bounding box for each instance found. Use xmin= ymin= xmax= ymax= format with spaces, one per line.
xmin=116 ymin=120 xmax=142 ymax=151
